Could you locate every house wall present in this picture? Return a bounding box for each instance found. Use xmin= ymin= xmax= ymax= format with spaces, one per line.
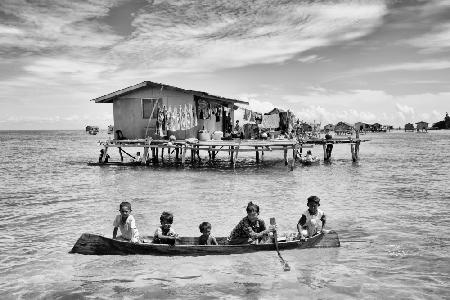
xmin=113 ymin=86 xmax=232 ymax=140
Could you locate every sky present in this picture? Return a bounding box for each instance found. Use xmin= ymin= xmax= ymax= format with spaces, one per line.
xmin=1 ymin=0 xmax=449 ymax=130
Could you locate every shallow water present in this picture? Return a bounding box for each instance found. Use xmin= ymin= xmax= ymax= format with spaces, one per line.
xmin=0 ymin=130 xmax=449 ymax=299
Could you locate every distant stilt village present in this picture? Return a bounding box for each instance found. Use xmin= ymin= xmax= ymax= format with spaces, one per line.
xmin=87 ymin=81 xmax=450 ymax=168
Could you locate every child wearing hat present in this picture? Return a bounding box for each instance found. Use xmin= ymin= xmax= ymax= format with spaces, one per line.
xmin=297 ymin=196 xmax=326 ymax=240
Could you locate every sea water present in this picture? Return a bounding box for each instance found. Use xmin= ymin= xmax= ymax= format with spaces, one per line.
xmin=0 ymin=130 xmax=449 ymax=299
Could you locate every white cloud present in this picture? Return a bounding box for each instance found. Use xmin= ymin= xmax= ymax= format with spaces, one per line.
xmin=406 ymin=24 xmax=450 ymax=53
xmin=108 ymin=1 xmax=387 ymax=75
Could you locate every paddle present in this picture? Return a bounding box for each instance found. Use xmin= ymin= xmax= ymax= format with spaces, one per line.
xmin=270 ymin=217 xmax=291 ymax=271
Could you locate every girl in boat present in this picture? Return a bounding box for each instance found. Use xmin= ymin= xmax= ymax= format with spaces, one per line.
xmin=153 ymin=211 xmax=179 ymax=245
xmin=198 ymin=222 xmax=218 ymax=245
xmin=112 ymin=202 xmax=140 ymax=243
xmin=228 ymin=202 xmax=275 ymax=245
xmin=297 ymin=196 xmax=326 ymax=240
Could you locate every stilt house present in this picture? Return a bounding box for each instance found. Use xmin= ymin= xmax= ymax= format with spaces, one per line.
xmin=415 ymin=121 xmax=428 ymax=132
xmin=404 ymin=123 xmax=415 ymax=132
xmin=91 ymin=81 xmax=248 ymax=140
xmin=334 ymin=122 xmax=354 ymax=135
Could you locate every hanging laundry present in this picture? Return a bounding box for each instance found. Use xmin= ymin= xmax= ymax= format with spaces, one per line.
xmin=192 ymin=103 xmax=198 ymax=127
xmin=216 ymin=106 xmax=221 ymax=122
xmin=162 ymin=105 xmax=167 ymax=132
xmin=157 ymin=105 xmax=164 ymax=136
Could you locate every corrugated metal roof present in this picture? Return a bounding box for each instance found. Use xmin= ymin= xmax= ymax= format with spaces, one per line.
xmin=91 ymin=81 xmax=249 ymax=105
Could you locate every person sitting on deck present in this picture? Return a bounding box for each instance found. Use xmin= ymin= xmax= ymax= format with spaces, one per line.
xmin=304 ymin=150 xmax=316 ymax=162
xmin=112 ymin=201 xmax=140 ymax=243
xmin=228 ymin=202 xmax=275 ymax=245
xmin=297 ymin=196 xmax=326 ymax=240
xmin=133 ymin=151 xmax=142 ymax=163
xmin=232 ymin=120 xmax=244 ymax=139
xmin=153 ymin=211 xmax=179 ymax=245
xmin=98 ymin=149 xmax=110 ymax=163
xmin=198 ymin=222 xmax=218 ymax=245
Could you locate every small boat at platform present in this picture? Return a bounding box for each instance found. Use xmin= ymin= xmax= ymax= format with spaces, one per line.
xmin=70 ymin=231 xmax=340 ymax=256
xmin=300 ymin=156 xmax=320 ymax=165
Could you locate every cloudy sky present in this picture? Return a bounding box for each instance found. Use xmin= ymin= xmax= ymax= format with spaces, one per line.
xmin=1 ymin=0 xmax=449 ymax=129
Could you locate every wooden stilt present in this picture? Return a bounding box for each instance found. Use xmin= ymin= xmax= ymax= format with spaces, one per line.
xmin=208 ymin=146 xmax=212 ymax=162
xmin=291 ymin=147 xmax=296 ymax=170
xmin=155 ymin=147 xmax=159 ymax=163
xmin=181 ymin=145 xmax=186 ymax=165
xmin=255 ymin=146 xmax=260 ymax=162
xmin=323 ymin=143 xmax=327 ymax=161
xmin=175 ymin=147 xmax=179 ymax=160
xmin=230 ymin=146 xmax=234 ymax=164
xmin=233 ymin=142 xmax=241 ymax=168
xmin=161 ymin=147 xmax=164 ymax=162
xmin=284 ymin=147 xmax=288 ymax=166
xmin=143 ymin=147 xmax=149 ymax=164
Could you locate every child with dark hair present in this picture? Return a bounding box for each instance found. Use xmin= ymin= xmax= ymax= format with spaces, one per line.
xmin=99 ymin=149 xmax=110 ymax=163
xmin=198 ymin=222 xmax=218 ymax=245
xmin=153 ymin=211 xmax=179 ymax=245
xmin=228 ymin=201 xmax=275 ymax=245
xmin=112 ymin=201 xmax=140 ymax=243
xmin=297 ymin=196 xmax=326 ymax=240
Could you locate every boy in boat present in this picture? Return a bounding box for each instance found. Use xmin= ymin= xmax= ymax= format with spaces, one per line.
xmin=99 ymin=149 xmax=110 ymax=163
xmin=133 ymin=151 xmax=142 ymax=163
xmin=198 ymin=222 xmax=218 ymax=245
xmin=112 ymin=201 xmax=140 ymax=243
xmin=153 ymin=211 xmax=179 ymax=245
xmin=228 ymin=201 xmax=276 ymax=245
xmin=297 ymin=196 xmax=326 ymax=240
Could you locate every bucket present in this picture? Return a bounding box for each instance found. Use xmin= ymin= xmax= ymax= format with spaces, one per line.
xmin=198 ymin=131 xmax=210 ymax=141
xmin=212 ymin=131 xmax=223 ymax=140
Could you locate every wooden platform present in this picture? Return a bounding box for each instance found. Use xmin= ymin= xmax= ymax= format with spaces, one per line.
xmin=96 ymin=135 xmax=369 ymax=167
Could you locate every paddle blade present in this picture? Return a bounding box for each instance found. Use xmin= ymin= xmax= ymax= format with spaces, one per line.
xmin=283 ymin=262 xmax=291 ymax=271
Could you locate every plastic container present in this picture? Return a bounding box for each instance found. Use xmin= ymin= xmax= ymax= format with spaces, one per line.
xmin=198 ymin=131 xmax=210 ymax=141
xmin=212 ymin=131 xmax=223 ymax=140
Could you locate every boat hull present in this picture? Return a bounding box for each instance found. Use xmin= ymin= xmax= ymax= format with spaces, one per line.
xmin=70 ymin=231 xmax=340 ymax=256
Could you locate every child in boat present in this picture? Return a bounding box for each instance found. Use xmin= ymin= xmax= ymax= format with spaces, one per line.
xmin=228 ymin=201 xmax=275 ymax=245
xmin=153 ymin=211 xmax=179 ymax=245
xmin=99 ymin=149 xmax=110 ymax=163
xmin=133 ymin=151 xmax=143 ymax=163
xmin=198 ymin=222 xmax=218 ymax=245
xmin=112 ymin=201 xmax=140 ymax=243
xmin=305 ymin=150 xmax=313 ymax=161
xmin=297 ymin=196 xmax=326 ymax=240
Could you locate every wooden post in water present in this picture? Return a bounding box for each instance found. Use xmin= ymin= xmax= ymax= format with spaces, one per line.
xmin=291 ymin=146 xmax=296 ymax=170
xmin=322 ymin=143 xmax=327 ymax=161
xmin=351 ymin=130 xmax=360 ymax=162
xmin=143 ymin=146 xmax=149 ymax=164
xmin=255 ymin=146 xmax=260 ymax=162
xmin=230 ymin=146 xmax=235 ymax=165
xmin=181 ymin=145 xmax=186 ymax=166
xmin=284 ymin=146 xmax=288 ymax=166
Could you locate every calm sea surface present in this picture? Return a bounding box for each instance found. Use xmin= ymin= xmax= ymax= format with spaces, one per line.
xmin=0 ymin=130 xmax=449 ymax=300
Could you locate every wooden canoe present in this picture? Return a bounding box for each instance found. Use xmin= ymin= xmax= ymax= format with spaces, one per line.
xmin=70 ymin=231 xmax=340 ymax=256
